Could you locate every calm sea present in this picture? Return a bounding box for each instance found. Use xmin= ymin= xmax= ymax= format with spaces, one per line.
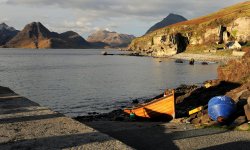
xmin=0 ymin=48 xmax=218 ymax=117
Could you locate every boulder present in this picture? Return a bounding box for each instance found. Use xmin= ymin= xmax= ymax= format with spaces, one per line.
xmin=226 ymin=41 xmax=241 ymax=49
xmin=234 ymin=116 xmax=247 ymax=126
xmin=244 ymin=104 xmax=250 ymax=121
xmin=237 ymin=123 xmax=250 ymax=131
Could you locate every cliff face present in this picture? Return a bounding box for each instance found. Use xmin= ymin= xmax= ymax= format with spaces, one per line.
xmin=146 ymin=13 xmax=187 ymax=34
xmin=87 ymin=30 xmax=136 ymax=48
xmin=128 ymin=2 xmax=250 ymax=57
xmin=5 ymin=22 xmax=90 ymax=49
xmin=0 ymin=23 xmax=19 ymax=46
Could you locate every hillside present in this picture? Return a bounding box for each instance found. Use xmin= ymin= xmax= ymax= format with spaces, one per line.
xmin=87 ymin=30 xmax=136 ymax=48
xmin=0 ymin=23 xmax=19 ymax=46
xmin=146 ymin=13 xmax=187 ymax=34
xmin=5 ymin=22 xmax=90 ymax=49
xmin=128 ymin=1 xmax=250 ymax=57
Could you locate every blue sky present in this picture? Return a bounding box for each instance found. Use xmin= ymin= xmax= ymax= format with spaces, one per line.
xmin=0 ymin=0 xmax=246 ymax=37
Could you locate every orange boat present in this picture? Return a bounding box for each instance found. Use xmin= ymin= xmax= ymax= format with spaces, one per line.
xmin=124 ymin=90 xmax=175 ymax=119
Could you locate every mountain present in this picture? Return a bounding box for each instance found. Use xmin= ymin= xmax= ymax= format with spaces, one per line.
xmin=146 ymin=13 xmax=187 ymax=34
xmin=0 ymin=23 xmax=19 ymax=46
xmin=5 ymin=22 xmax=90 ymax=49
xmin=128 ymin=1 xmax=250 ymax=57
xmin=87 ymin=30 xmax=136 ymax=48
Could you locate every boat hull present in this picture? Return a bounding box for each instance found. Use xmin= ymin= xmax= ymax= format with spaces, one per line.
xmin=124 ymin=91 xmax=175 ymax=119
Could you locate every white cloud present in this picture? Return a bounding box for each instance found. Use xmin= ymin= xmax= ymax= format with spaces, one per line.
xmin=2 ymin=0 xmax=247 ymax=36
xmin=6 ymin=0 xmax=244 ymax=19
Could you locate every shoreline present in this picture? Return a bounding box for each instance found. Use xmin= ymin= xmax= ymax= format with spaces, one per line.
xmin=170 ymin=53 xmax=241 ymax=63
xmin=115 ymin=51 xmax=242 ymax=63
xmin=1 ymin=84 xmax=250 ymax=149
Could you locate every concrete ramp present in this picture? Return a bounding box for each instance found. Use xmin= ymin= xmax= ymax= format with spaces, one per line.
xmin=0 ymin=86 xmax=131 ymax=150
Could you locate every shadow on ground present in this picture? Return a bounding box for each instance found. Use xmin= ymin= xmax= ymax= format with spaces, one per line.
xmin=0 ymin=132 xmax=111 ymax=149
xmin=84 ymin=120 xmax=241 ymax=150
xmin=201 ymin=141 xmax=250 ymax=150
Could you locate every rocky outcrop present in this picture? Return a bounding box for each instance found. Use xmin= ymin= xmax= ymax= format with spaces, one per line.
xmin=87 ymin=30 xmax=136 ymax=48
xmin=128 ymin=1 xmax=250 ymax=57
xmin=218 ymin=51 xmax=250 ymax=83
xmin=146 ymin=13 xmax=187 ymax=34
xmin=5 ymin=22 xmax=90 ymax=49
xmin=0 ymin=23 xmax=19 ymax=46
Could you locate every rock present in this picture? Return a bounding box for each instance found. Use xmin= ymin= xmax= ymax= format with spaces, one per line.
xmin=240 ymin=91 xmax=250 ymax=100
xmin=175 ymin=59 xmax=184 ymax=63
xmin=237 ymin=123 xmax=250 ymax=131
xmin=189 ymin=58 xmax=195 ymax=65
xmin=226 ymin=41 xmax=241 ymax=49
xmin=244 ymin=104 xmax=250 ymax=121
xmin=204 ymin=121 xmax=218 ymax=126
xmin=200 ymin=114 xmax=212 ymax=124
xmin=201 ymin=62 xmax=208 ymax=65
xmin=132 ymin=99 xmax=139 ymax=104
xmin=218 ymin=50 xmax=250 ymax=83
xmin=102 ymin=51 xmax=108 ymax=55
xmin=234 ymin=116 xmax=247 ymax=126
xmin=191 ymin=118 xmax=201 ymax=125
xmin=197 ymin=111 xmax=203 ymax=118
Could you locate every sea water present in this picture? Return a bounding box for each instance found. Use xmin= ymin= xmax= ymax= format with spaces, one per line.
xmin=0 ymin=48 xmax=218 ymax=116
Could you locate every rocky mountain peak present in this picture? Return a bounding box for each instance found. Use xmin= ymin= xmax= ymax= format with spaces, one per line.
xmin=0 ymin=23 xmax=19 ymax=45
xmin=165 ymin=13 xmax=187 ymax=20
xmin=146 ymin=13 xmax=187 ymax=34
xmin=0 ymin=23 xmax=8 ymax=28
xmin=23 ymin=22 xmax=51 ymax=38
xmin=87 ymin=30 xmax=136 ymax=48
xmin=5 ymin=22 xmax=91 ymax=49
xmin=0 ymin=23 xmax=17 ymax=31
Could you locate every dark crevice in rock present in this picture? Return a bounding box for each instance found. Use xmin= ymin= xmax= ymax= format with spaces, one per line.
xmin=175 ymin=33 xmax=189 ymax=53
xmin=219 ymin=25 xmax=227 ymax=44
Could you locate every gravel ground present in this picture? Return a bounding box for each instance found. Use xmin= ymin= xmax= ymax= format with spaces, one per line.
xmin=171 ymin=53 xmax=240 ymax=63
xmin=85 ymin=121 xmax=250 ymax=150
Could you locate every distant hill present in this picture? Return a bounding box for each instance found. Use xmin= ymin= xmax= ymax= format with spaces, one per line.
xmin=87 ymin=30 xmax=136 ymax=48
xmin=129 ymin=1 xmax=250 ymax=57
xmin=0 ymin=23 xmax=19 ymax=46
xmin=5 ymin=22 xmax=90 ymax=49
xmin=146 ymin=13 xmax=187 ymax=34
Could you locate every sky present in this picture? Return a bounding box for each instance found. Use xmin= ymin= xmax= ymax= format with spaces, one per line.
xmin=0 ymin=0 xmax=246 ymax=37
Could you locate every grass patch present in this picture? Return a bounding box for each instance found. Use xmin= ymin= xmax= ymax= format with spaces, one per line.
xmin=215 ymin=49 xmax=233 ymax=56
xmin=184 ymin=45 xmax=210 ymax=54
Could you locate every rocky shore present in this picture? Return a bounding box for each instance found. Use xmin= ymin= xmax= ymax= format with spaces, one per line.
xmin=75 ymin=81 xmax=250 ymax=149
xmin=77 ymin=50 xmax=250 ymax=131
xmin=170 ymin=53 xmax=240 ymax=63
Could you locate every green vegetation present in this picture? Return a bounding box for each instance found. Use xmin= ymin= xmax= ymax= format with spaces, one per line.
xmin=231 ymin=30 xmax=238 ymax=38
xmin=215 ymin=49 xmax=233 ymax=56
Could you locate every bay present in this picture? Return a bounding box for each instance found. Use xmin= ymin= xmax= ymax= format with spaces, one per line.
xmin=0 ymin=48 xmax=218 ymax=117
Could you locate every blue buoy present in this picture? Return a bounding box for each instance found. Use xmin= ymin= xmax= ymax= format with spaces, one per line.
xmin=208 ymin=96 xmax=236 ymax=122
